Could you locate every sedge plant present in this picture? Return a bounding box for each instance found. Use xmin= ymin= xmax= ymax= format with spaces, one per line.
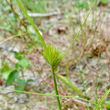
xmin=43 ymin=45 xmax=62 ymax=110
xmin=16 ymin=0 xmax=97 ymax=109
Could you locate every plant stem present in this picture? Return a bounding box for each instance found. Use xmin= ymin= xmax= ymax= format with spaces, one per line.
xmin=79 ymin=70 xmax=87 ymax=97
xmin=51 ymin=67 xmax=61 ymax=110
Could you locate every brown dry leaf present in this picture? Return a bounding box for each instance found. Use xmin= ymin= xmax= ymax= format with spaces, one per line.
xmin=57 ymin=26 xmax=68 ymax=34
xmin=91 ymin=42 xmax=106 ymax=57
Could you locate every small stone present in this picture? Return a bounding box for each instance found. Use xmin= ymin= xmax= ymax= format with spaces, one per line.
xmin=17 ymin=94 xmax=28 ymax=104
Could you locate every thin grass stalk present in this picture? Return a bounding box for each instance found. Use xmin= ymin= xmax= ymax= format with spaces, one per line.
xmin=61 ymin=0 xmax=97 ymax=60
xmin=0 ymin=34 xmax=26 ymax=45
xmin=0 ymin=87 xmax=97 ymax=106
xmin=79 ymin=70 xmax=87 ymax=97
xmin=65 ymin=55 xmax=70 ymax=79
xmin=0 ymin=87 xmax=107 ymax=109
xmin=95 ymin=46 xmax=102 ymax=103
xmin=95 ymin=89 xmax=110 ymax=110
xmin=51 ymin=67 xmax=61 ymax=110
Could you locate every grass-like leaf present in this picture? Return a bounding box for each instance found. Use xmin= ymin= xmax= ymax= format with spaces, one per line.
xmin=95 ymin=89 xmax=110 ymax=110
xmin=0 ymin=34 xmax=25 ymax=45
xmin=0 ymin=87 xmax=97 ymax=106
xmin=16 ymin=0 xmax=51 ymax=64
xmin=61 ymin=0 xmax=97 ymax=60
xmin=57 ymin=74 xmax=84 ymax=96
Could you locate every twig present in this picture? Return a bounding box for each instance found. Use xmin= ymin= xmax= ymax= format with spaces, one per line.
xmin=0 ymin=12 xmax=59 ymax=18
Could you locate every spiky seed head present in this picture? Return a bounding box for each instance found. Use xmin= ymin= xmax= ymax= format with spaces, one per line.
xmin=43 ymin=45 xmax=62 ymax=70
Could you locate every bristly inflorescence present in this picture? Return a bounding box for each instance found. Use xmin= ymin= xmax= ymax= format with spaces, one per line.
xmin=43 ymin=45 xmax=62 ymax=70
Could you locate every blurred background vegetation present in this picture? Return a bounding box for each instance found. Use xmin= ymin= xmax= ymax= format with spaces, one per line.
xmin=0 ymin=0 xmax=110 ymax=110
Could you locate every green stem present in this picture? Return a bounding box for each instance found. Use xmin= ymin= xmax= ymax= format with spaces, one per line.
xmin=51 ymin=67 xmax=61 ymax=110
xmin=79 ymin=70 xmax=87 ymax=97
xmin=65 ymin=55 xmax=70 ymax=79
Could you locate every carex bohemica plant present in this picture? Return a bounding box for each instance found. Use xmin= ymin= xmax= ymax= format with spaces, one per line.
xmin=16 ymin=0 xmax=62 ymax=109
xmin=15 ymin=0 xmax=97 ymax=109
xmin=44 ymin=45 xmax=62 ymax=110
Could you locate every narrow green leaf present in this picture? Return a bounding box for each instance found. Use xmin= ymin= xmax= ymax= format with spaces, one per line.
xmin=16 ymin=0 xmax=51 ymax=64
xmin=0 ymin=87 xmax=98 ymax=106
xmin=95 ymin=89 xmax=110 ymax=110
xmin=0 ymin=34 xmax=25 ymax=45
xmin=15 ymin=79 xmax=26 ymax=95
xmin=57 ymin=74 xmax=83 ymax=96
xmin=6 ymin=70 xmax=19 ymax=86
xmin=61 ymin=0 xmax=97 ymax=60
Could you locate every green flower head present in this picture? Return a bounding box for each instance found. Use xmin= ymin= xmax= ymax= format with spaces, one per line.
xmin=43 ymin=45 xmax=62 ymax=70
